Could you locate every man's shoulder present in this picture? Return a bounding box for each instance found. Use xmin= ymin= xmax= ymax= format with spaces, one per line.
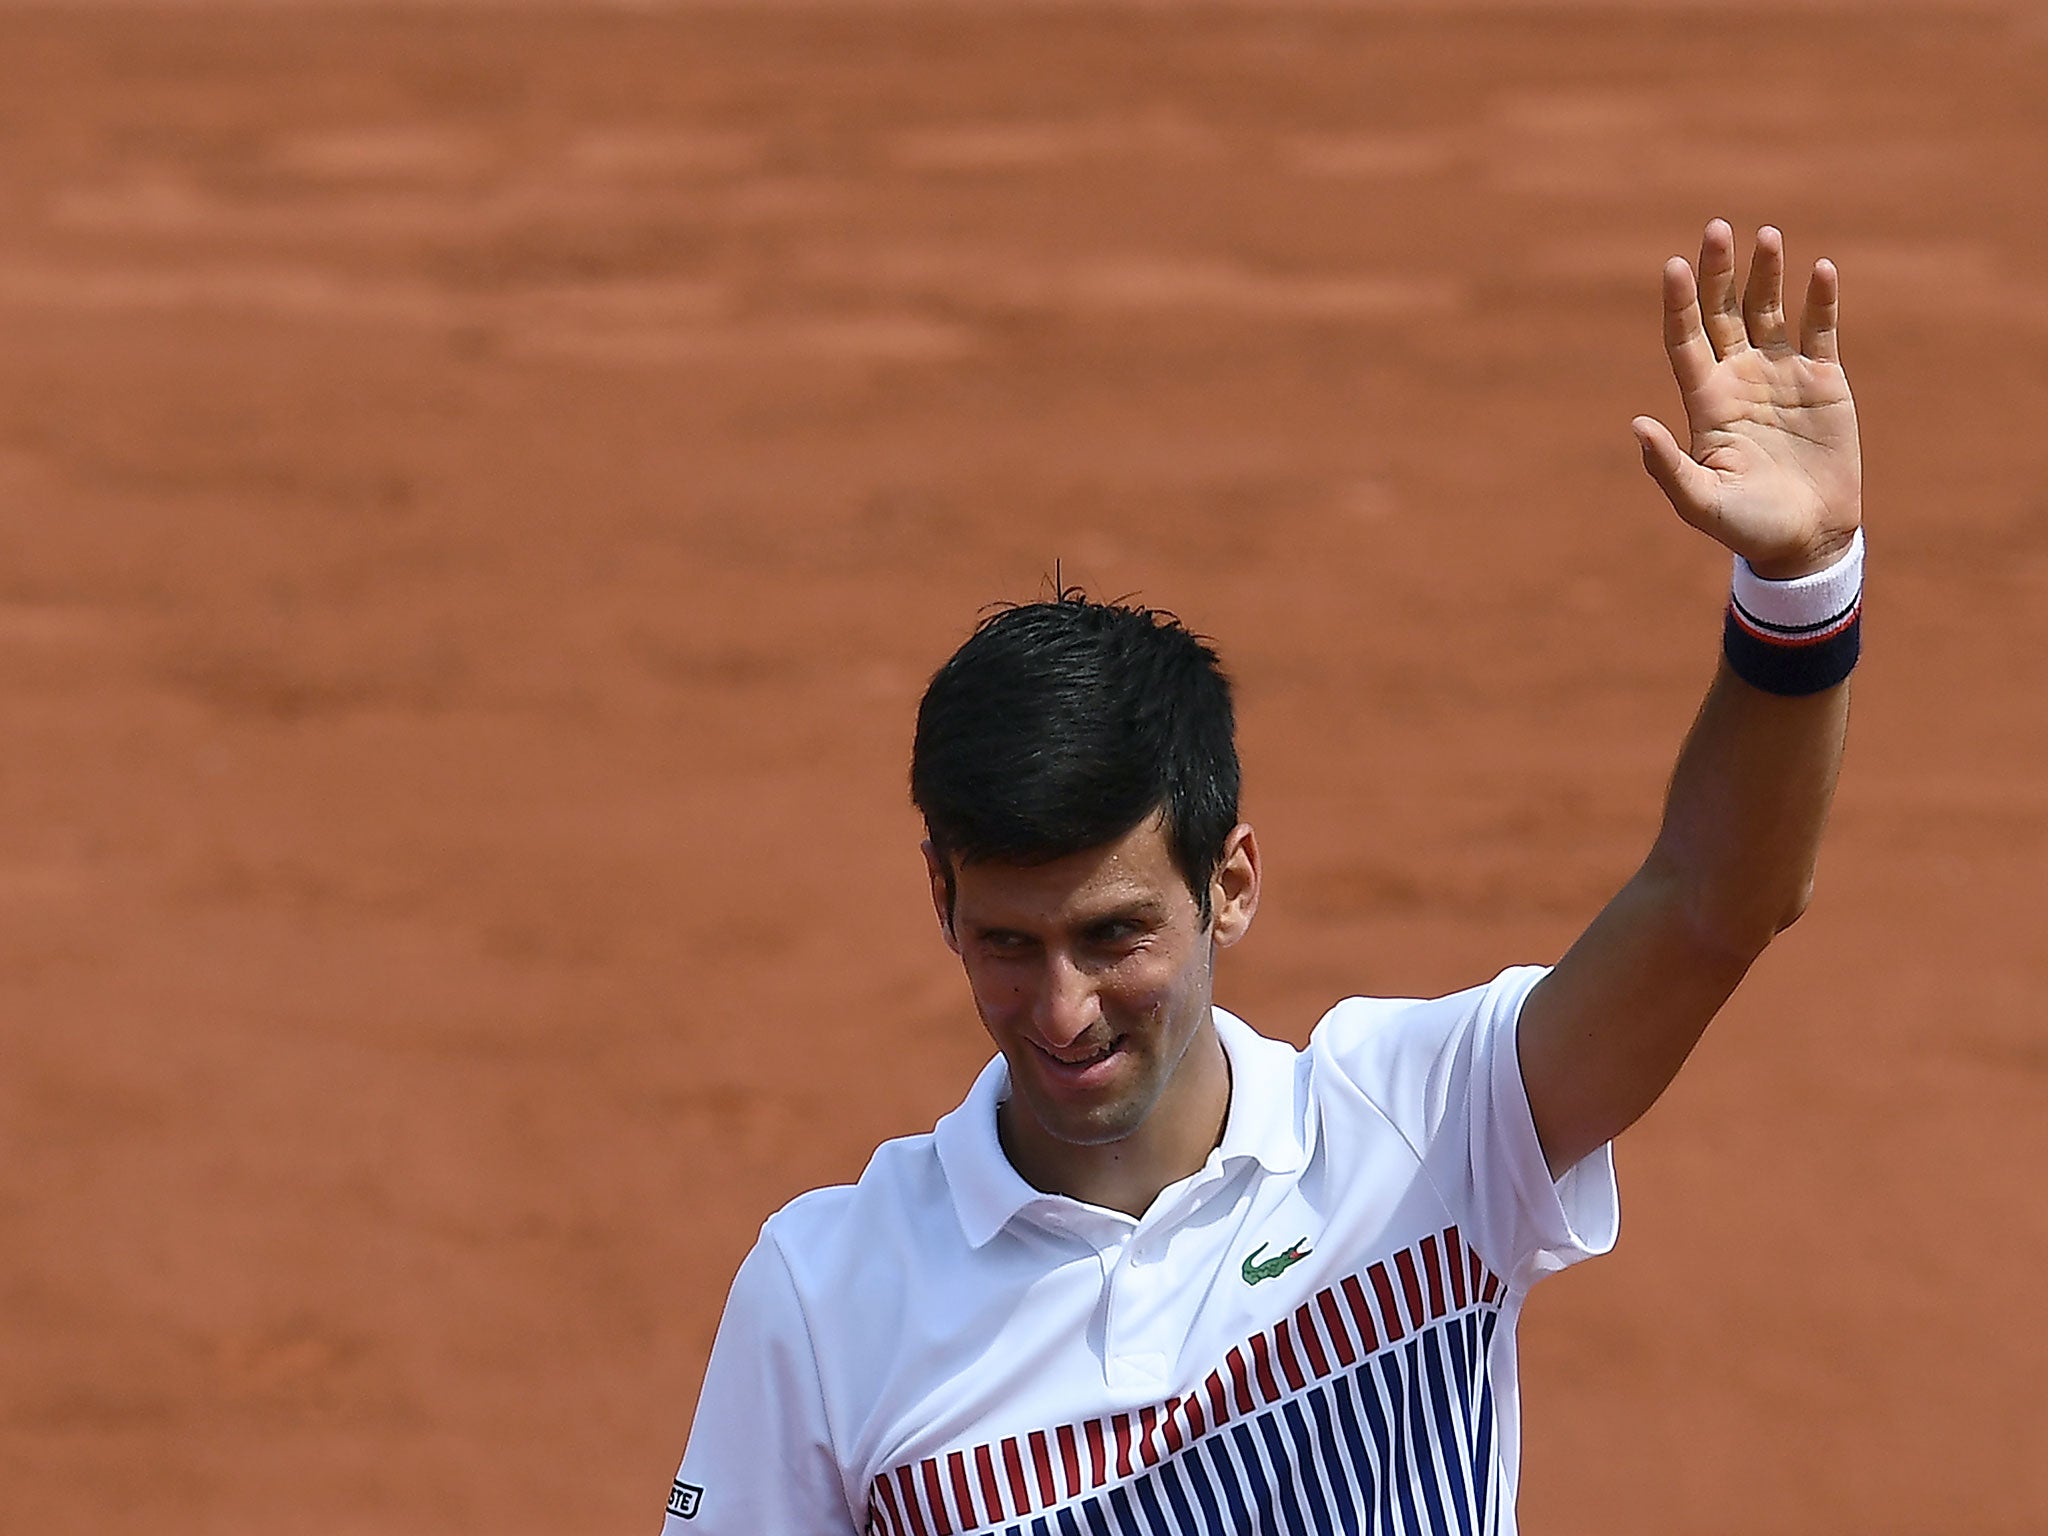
xmin=755 ymin=1127 xmax=959 ymax=1285
xmin=1305 ymin=966 xmax=1549 ymax=1058
xmin=1295 ymin=965 xmax=1551 ymax=1134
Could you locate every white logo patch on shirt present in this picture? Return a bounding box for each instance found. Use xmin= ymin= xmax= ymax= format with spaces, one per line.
xmin=668 ymin=1479 xmax=702 ymax=1519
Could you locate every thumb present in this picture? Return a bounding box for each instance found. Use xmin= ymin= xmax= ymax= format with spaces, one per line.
xmin=1631 ymin=416 xmax=1719 ymax=530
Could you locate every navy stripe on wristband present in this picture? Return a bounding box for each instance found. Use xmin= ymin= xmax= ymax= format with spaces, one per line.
xmin=1722 ymin=595 xmax=1861 ymax=695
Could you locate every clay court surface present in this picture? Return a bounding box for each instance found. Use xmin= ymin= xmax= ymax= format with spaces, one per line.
xmin=2 ymin=2 xmax=2044 ymax=1531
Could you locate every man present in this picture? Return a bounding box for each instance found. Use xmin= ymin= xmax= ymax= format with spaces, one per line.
xmin=661 ymin=220 xmax=1862 ymax=1533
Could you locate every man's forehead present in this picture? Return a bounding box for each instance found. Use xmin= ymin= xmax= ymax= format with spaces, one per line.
xmin=948 ymin=821 xmax=1188 ymax=920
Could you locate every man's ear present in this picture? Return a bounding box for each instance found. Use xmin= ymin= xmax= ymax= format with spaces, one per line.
xmin=1208 ymin=823 xmax=1261 ymax=949
xmin=921 ymin=840 xmax=961 ymax=954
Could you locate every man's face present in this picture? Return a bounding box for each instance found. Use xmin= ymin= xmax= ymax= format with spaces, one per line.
xmin=926 ymin=816 xmax=1259 ymax=1189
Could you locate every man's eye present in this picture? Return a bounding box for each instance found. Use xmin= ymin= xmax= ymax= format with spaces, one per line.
xmin=1089 ymin=922 xmax=1142 ymax=946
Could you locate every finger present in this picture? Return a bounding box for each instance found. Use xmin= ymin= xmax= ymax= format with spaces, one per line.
xmin=1660 ymin=255 xmax=1717 ymax=395
xmin=1799 ymin=257 xmax=1841 ymax=363
xmin=1697 ymin=218 xmax=1749 ymax=359
xmin=1631 ymin=416 xmax=1721 ymax=531
xmin=1741 ymin=224 xmax=1793 ymax=356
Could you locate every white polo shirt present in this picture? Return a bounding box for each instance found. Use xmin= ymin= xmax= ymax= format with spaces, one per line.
xmin=664 ymin=965 xmax=1618 ymax=1535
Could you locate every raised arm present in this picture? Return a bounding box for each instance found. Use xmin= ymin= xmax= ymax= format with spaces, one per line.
xmin=1517 ymin=220 xmax=1862 ymax=1178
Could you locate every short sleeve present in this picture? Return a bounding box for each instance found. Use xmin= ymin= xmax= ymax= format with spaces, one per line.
xmin=1310 ymin=965 xmax=1619 ymax=1287
xmin=661 ymin=1234 xmax=858 ymax=1534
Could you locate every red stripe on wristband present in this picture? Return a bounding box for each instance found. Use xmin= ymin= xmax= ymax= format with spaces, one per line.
xmin=1728 ymin=594 xmax=1861 ymax=648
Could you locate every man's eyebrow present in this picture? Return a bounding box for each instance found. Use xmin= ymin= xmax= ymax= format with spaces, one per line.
xmin=965 ymin=898 xmax=1164 ymax=937
xmin=1080 ymin=897 xmax=1167 ymax=925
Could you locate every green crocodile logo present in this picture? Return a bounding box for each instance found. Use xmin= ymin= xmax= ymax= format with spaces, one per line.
xmin=1240 ymin=1237 xmax=1313 ymax=1286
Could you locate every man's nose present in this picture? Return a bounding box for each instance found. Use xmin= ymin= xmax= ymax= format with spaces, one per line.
xmin=1032 ymin=951 xmax=1102 ymax=1047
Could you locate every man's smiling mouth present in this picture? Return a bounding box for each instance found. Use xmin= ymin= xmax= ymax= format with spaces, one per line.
xmin=1039 ymin=1037 xmax=1121 ymax=1068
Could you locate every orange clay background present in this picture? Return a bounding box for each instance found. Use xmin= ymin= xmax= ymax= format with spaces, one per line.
xmin=2 ymin=4 xmax=2044 ymax=1533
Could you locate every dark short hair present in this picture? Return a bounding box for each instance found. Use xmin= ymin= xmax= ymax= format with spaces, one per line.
xmin=911 ymin=590 xmax=1240 ymax=921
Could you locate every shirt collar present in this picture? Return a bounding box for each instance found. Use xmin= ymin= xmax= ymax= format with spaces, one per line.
xmin=933 ymin=1006 xmax=1311 ymax=1250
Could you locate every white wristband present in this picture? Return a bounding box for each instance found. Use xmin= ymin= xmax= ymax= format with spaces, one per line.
xmin=1730 ymin=528 xmax=1865 ymax=639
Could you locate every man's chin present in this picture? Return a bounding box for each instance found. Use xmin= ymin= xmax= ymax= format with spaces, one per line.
xmin=1009 ymin=1077 xmax=1152 ymax=1150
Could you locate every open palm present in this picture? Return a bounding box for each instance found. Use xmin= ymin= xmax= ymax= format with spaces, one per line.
xmin=1633 ymin=221 xmax=1862 ymax=581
